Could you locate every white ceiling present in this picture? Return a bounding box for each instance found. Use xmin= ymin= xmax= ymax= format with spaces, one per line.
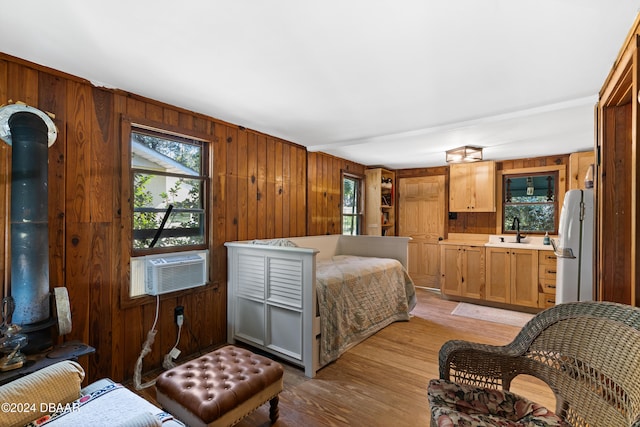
xmin=2 ymin=1 xmax=640 ymax=168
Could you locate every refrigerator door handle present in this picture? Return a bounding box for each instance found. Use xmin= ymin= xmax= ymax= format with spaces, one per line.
xmin=550 ymin=238 xmax=576 ymax=259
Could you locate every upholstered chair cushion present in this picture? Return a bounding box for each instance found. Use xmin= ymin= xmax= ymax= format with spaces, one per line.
xmin=0 ymin=360 xmax=85 ymax=427
xmin=428 ymin=379 xmax=569 ymax=426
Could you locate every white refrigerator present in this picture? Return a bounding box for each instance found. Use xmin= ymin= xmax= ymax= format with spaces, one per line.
xmin=551 ymin=188 xmax=594 ymax=303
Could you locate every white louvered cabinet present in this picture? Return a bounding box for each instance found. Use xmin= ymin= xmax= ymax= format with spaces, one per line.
xmin=226 ymin=244 xmax=318 ymax=371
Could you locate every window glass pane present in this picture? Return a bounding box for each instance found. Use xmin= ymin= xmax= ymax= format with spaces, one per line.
xmin=132 ymin=131 xmax=201 ymax=175
xmin=504 ymin=204 xmax=555 ymax=233
xmin=343 ymin=178 xmax=356 ymax=213
xmin=503 ymin=172 xmax=557 ymax=234
xmin=131 ymin=128 xmax=206 ymax=251
xmin=343 ymin=215 xmax=359 ymax=235
xmin=133 ymin=173 xmax=205 ymax=249
xmin=342 ymin=175 xmax=361 ymax=235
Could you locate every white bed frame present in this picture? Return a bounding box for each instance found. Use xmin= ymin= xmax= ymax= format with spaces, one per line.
xmin=225 ymin=234 xmax=410 ymax=378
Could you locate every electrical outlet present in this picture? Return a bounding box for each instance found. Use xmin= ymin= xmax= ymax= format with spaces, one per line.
xmin=174 ymin=305 xmax=184 ymax=325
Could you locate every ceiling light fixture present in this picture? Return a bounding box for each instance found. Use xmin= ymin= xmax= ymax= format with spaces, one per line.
xmin=445 ymin=146 xmax=483 ymax=163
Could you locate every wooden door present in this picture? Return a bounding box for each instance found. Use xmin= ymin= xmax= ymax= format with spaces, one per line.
xmin=399 ymin=175 xmax=445 ymax=287
xmin=510 ymin=249 xmax=539 ymax=308
xmin=485 ymin=247 xmax=510 ymax=303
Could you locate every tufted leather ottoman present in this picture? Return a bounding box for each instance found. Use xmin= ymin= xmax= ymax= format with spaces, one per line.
xmin=155 ymin=345 xmax=284 ymax=427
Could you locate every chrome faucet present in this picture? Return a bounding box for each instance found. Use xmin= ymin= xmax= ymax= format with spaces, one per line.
xmin=511 ymin=217 xmax=523 ymax=243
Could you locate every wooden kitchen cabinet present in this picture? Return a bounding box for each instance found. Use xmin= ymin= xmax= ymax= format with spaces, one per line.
xmin=449 ymin=161 xmax=496 ymax=212
xmin=485 ymin=247 xmax=510 ymax=303
xmin=440 ymin=244 xmax=485 ymax=299
xmin=538 ymin=251 xmax=557 ymax=308
xmin=511 ymin=249 xmax=540 ymax=307
xmin=485 ymin=247 xmax=539 ymax=308
xmin=569 ymin=151 xmax=595 ymax=190
xmin=365 ymin=168 xmax=395 ymax=236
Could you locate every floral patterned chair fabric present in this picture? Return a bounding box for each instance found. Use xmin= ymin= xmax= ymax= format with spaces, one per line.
xmin=427 ymin=301 xmax=640 ymax=427
xmin=428 ymin=379 xmax=569 ymax=426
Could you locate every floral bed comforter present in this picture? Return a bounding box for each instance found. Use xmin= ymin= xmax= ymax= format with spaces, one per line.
xmin=316 ymin=255 xmax=416 ymax=365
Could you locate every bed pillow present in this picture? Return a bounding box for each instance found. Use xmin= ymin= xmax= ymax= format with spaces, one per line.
xmin=0 ymin=360 xmax=84 ymax=427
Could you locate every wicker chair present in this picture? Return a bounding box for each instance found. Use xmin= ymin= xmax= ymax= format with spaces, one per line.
xmin=427 ymin=301 xmax=640 ymax=426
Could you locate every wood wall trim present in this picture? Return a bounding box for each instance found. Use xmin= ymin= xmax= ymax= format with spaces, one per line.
xmin=596 ymin=13 xmax=639 ymax=306
xmin=600 ymin=41 xmax=634 ymax=106
xmin=600 ymin=13 xmax=640 ymax=96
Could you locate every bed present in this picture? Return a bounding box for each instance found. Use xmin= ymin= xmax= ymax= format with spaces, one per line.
xmin=225 ymin=235 xmax=416 ymax=378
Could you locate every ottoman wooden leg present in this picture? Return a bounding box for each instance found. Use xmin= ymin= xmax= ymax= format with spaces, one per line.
xmin=269 ymin=395 xmax=280 ymax=423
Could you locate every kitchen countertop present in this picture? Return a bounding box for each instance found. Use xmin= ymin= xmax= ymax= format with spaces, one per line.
xmin=440 ymin=234 xmax=555 ymax=251
xmin=439 ymin=239 xmax=488 ymax=246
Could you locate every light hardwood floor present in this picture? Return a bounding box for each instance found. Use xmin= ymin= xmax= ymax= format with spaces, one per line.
xmin=133 ymin=288 xmax=555 ymax=426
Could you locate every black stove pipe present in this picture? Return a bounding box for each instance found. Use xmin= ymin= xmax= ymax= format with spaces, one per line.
xmin=7 ymin=111 xmax=54 ymax=351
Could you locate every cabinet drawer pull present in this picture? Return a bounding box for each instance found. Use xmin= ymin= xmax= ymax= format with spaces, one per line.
xmin=547 ymin=284 xmax=556 ymax=289
xmin=547 ymin=269 xmax=556 ymax=274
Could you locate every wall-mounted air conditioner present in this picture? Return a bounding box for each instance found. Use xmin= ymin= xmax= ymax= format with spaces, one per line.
xmin=144 ymin=250 xmax=208 ymax=296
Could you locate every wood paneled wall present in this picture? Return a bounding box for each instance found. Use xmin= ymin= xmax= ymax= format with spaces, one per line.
xmin=0 ymin=53 xmax=313 ymax=383
xmin=598 ymin=95 xmax=634 ymax=305
xmin=307 ymin=152 xmax=365 ymax=235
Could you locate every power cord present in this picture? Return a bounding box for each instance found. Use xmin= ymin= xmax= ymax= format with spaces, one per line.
xmin=133 ymin=298 xmax=186 ymax=388
xmin=133 ymin=295 xmax=159 ymax=390
xmin=162 ymin=312 xmax=183 ymax=370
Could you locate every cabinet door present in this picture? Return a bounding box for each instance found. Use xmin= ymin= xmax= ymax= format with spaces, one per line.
xmin=449 ymin=161 xmax=496 ymax=212
xmin=471 ymin=162 xmax=496 ymax=211
xmin=461 ymin=246 xmax=485 ymax=299
xmin=569 ymin=151 xmax=595 ymax=190
xmin=448 ymin=164 xmax=471 ymax=212
xmin=510 ymin=249 xmax=539 ymax=308
xmin=485 ymin=248 xmax=510 ymax=303
xmin=440 ymin=245 xmax=462 ymax=296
